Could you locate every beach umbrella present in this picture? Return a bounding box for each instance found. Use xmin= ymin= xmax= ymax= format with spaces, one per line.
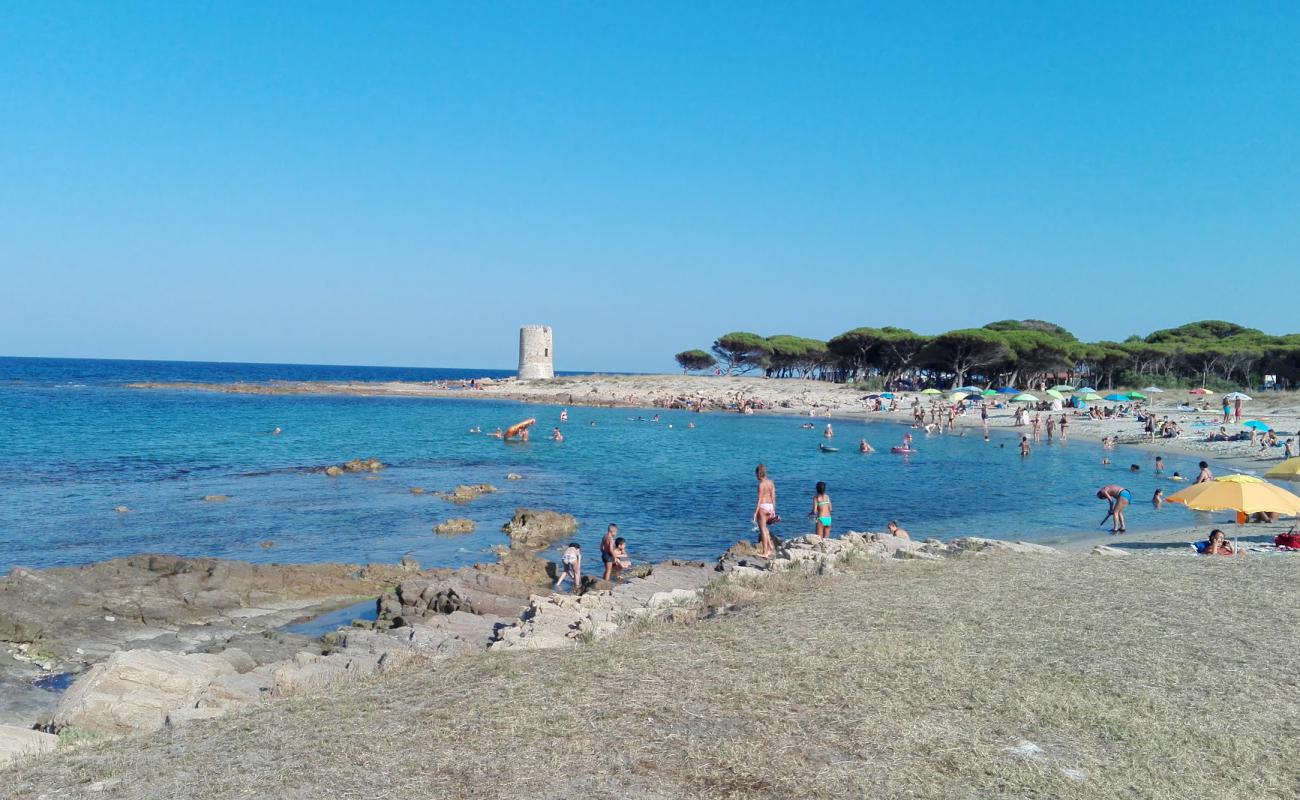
xmin=997 ymin=386 xmax=1019 ymax=395
xmin=1050 ymin=384 xmax=1075 ymax=392
xmin=1242 ymin=420 xmax=1270 ymax=431
xmin=1189 ymin=388 xmax=1213 ymax=395
xmin=981 ymin=389 xmax=999 ymax=397
xmin=1141 ymin=386 xmax=1165 ymax=393
xmin=1223 ymin=392 xmax=1253 ymax=401
xmin=1166 ymin=474 xmax=1300 ymax=516
xmin=1011 ymin=393 xmax=1039 ymax=403
xmin=1083 ymin=393 xmax=1103 ymax=401
xmin=880 ymin=392 xmax=895 ymax=399
xmin=949 ymin=392 xmax=969 ymax=402
xmin=1045 ymin=389 xmax=1065 ymax=400
xmin=1127 ymin=391 xmax=1147 ymax=401
xmin=1075 ymin=386 xmax=1097 ymax=393
xmin=1265 ymin=457 xmax=1300 ymax=481
xmin=1103 ymin=393 xmax=1128 ymax=401
xmin=920 ymin=388 xmax=941 ymax=395
xmin=956 ymin=386 xmax=982 ymax=394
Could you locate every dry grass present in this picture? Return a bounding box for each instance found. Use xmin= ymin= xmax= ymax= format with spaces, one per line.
xmin=6 ymin=554 xmax=1299 ymax=800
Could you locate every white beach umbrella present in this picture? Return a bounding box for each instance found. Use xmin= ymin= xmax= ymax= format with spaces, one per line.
xmin=1223 ymin=392 xmax=1253 ymax=401
xmin=1141 ymin=386 xmax=1165 ymax=393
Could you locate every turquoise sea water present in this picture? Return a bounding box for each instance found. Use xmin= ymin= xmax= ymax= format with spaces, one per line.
xmin=0 ymin=357 xmax=1220 ymax=575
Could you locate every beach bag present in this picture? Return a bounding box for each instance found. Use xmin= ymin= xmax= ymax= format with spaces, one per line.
xmin=1276 ymin=533 xmax=1300 ymax=549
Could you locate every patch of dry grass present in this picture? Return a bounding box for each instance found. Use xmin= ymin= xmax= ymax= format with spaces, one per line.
xmin=6 ymin=554 xmax=1299 ymax=800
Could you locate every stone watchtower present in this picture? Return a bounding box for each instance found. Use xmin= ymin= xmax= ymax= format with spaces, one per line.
xmin=517 ymin=325 xmax=554 ymax=380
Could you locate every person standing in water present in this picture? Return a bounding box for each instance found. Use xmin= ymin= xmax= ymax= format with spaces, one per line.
xmin=824 ymin=423 xmax=834 ymax=439
xmin=1020 ymin=436 xmax=1031 ymax=456
xmin=1154 ymin=455 xmax=1165 ymax=475
xmin=811 ymin=481 xmax=832 ymax=541
xmin=1195 ymin=461 xmax=1213 ymax=484
xmin=1058 ymin=413 xmax=1069 ymax=443
xmin=753 ymin=464 xmax=777 ymax=559
xmin=1097 ymin=484 xmax=1131 ymax=533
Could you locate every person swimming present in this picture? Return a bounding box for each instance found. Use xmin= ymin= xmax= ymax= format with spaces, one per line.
xmin=859 ymin=438 xmax=874 ymax=453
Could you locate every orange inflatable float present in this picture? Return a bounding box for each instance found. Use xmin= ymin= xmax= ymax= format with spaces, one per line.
xmin=503 ymin=418 xmax=537 ymax=441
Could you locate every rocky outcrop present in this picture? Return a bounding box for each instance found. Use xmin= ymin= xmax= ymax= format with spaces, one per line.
xmin=434 ymin=518 xmax=476 ymax=536
xmin=437 ymin=484 xmax=497 ymax=504
xmin=0 ymin=555 xmax=407 ymax=657
xmin=500 ymin=509 xmax=578 ymax=549
xmin=948 ymin=537 xmax=1061 ymax=556
xmin=324 ymin=458 xmax=385 ymax=477
xmin=51 ymin=650 xmax=238 ymax=736
xmin=0 ymin=724 xmax=58 ymax=767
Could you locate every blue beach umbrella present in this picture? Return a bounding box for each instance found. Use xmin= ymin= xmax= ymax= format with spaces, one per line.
xmin=1103 ymin=393 xmax=1128 ymax=401
xmin=997 ymin=387 xmax=1019 ymax=395
xmin=1076 ymin=386 xmax=1097 ymax=394
xmin=880 ymin=392 xmax=895 ymax=399
xmin=1243 ymin=420 xmax=1270 ymax=431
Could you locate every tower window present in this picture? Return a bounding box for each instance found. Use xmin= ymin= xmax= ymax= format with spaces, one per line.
xmin=544 ymin=348 xmax=549 ymax=357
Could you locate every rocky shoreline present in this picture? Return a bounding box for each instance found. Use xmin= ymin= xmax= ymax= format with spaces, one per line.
xmin=0 ymin=504 xmax=1090 ymax=769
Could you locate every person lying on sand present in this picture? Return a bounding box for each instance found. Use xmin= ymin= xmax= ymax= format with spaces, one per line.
xmin=1203 ymin=529 xmax=1237 ymax=556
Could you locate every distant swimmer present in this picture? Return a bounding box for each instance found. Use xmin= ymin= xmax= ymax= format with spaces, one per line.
xmin=468 ymin=426 xmax=481 ymax=434
xmin=1096 ymin=484 xmax=1131 ymax=533
xmin=687 ymin=422 xmax=696 ymax=429
xmin=552 ymin=427 xmax=564 ymax=442
xmin=1152 ymin=488 xmax=1164 ymax=509
xmin=487 ymin=428 xmax=504 ymax=439
xmin=560 ymin=408 xmax=569 ymax=422
xmin=859 ymin=438 xmax=874 ymax=453
xmin=1020 ymin=436 xmax=1031 ymax=456
xmin=272 ymin=427 xmax=281 ymax=435
xmin=824 ymin=423 xmax=834 ymax=439
xmin=801 ymin=423 xmax=815 ymax=429
xmin=589 ymin=420 xmax=596 ymax=427
xmin=1170 ymin=471 xmax=1184 ymax=481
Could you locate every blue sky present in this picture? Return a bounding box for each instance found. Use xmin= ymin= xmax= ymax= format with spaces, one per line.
xmin=2 ymin=3 xmax=1297 ymax=372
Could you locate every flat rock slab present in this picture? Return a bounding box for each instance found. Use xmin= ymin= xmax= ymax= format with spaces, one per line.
xmin=0 ymin=724 xmax=58 ymax=767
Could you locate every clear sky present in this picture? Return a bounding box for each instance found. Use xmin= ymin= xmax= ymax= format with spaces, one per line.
xmin=2 ymin=3 xmax=1297 ymax=373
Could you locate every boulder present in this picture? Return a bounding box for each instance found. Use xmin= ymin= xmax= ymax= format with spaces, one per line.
xmin=202 ymin=495 xmax=230 ymax=503
xmin=341 ymin=458 xmax=384 ymax=473
xmin=195 ymin=671 xmax=273 ymax=710
xmin=114 ymin=505 xmax=130 ymax=514
xmin=215 ymin=647 xmax=256 ymax=673
xmin=409 ymin=487 xmax=425 ymax=495
xmin=437 ymin=484 xmax=498 ymax=504
xmin=51 ymin=650 xmax=236 ymax=736
xmin=501 ymin=509 xmax=579 ymax=550
xmin=435 ymin=518 xmax=477 ymax=536
xmin=0 ymin=724 xmax=58 ymax=766
xmin=324 ymin=466 xmax=344 ymax=477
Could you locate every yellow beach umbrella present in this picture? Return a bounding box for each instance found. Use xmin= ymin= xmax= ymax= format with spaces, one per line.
xmin=949 ymin=391 xmax=969 ymax=402
xmin=1166 ymin=474 xmax=1300 ymax=515
xmin=1265 ymin=457 xmax=1300 ymax=481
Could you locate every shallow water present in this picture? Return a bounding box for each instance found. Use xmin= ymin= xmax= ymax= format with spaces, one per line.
xmin=0 ymin=357 xmax=1222 ymax=574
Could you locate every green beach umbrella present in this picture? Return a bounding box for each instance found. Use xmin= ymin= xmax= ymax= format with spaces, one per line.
xmin=1083 ymin=393 xmax=1103 ymax=401
xmin=1128 ymin=391 xmax=1147 ymax=400
xmin=920 ymin=388 xmax=942 ymax=395
xmin=1050 ymin=384 xmax=1075 ymax=392
xmin=981 ymin=389 xmax=999 ymax=397
xmin=1012 ymin=393 xmax=1039 ymax=403
xmin=1045 ymin=389 xmax=1065 ymax=400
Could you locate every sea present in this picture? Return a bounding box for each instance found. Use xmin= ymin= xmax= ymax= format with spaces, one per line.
xmin=0 ymin=356 xmax=1221 ymax=575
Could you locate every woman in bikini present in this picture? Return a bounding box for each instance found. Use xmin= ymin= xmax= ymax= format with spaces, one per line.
xmin=753 ymin=464 xmax=777 ymax=558
xmin=811 ymin=481 xmax=832 ymax=541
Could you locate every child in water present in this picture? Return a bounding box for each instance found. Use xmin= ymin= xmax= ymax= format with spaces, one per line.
xmin=812 ymin=481 xmax=832 ymax=541
xmin=554 ymin=543 xmax=581 ymax=592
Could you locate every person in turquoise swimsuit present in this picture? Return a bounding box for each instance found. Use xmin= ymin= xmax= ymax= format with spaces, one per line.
xmin=812 ymin=481 xmax=832 ymax=541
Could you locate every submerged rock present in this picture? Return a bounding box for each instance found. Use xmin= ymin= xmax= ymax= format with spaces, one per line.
xmin=437 ymin=484 xmax=498 ymax=504
xmin=434 ymin=518 xmax=476 ymax=536
xmin=202 ymin=495 xmax=230 ymax=503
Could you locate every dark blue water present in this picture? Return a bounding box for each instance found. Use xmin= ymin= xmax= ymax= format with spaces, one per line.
xmin=0 ymin=357 xmax=1218 ymax=575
